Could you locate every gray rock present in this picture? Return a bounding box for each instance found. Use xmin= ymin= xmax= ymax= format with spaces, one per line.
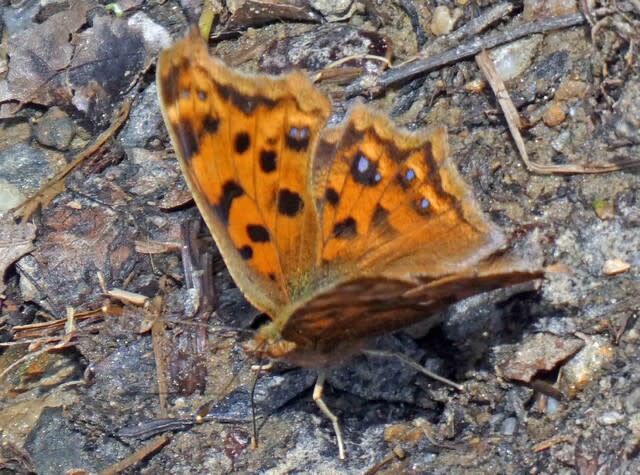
xmin=33 ymin=107 xmax=76 ymax=150
xmin=118 ymin=83 xmax=166 ymax=148
xmin=0 ymin=143 xmax=52 ymax=194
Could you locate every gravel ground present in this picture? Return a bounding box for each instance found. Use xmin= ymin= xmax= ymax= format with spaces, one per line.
xmin=1 ymin=1 xmax=639 ymax=474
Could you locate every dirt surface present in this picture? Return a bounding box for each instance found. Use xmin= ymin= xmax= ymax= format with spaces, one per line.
xmin=1 ymin=1 xmax=639 ymax=474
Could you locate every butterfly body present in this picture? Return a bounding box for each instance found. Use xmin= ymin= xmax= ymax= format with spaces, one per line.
xmin=157 ymin=29 xmax=543 ymax=370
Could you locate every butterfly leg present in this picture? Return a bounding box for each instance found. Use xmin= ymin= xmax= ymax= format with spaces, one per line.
xmin=313 ymin=371 xmax=345 ymax=460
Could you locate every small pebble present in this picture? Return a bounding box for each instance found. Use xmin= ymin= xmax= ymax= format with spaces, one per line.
xmin=464 ymin=79 xmax=486 ymax=94
xmin=602 ymin=258 xmax=631 ymax=276
xmin=543 ymin=102 xmax=567 ymax=127
xmin=598 ymin=411 xmax=624 ymax=426
xmin=0 ymin=181 xmax=25 ymax=213
xmin=33 ymin=107 xmax=76 ymax=151
xmin=624 ymin=387 xmax=640 ymax=413
xmin=550 ymin=130 xmax=571 ymax=152
xmin=501 ymin=417 xmax=517 ymax=436
xmin=172 ymin=397 xmax=187 ymax=409
xmin=559 ymin=336 xmax=615 ymax=398
xmin=555 ymin=79 xmax=589 ymax=100
xmin=310 ymin=0 xmax=353 ymax=18
xmin=489 ymin=36 xmax=543 ymax=82
xmin=523 ymin=0 xmax=578 ymax=20
xmin=431 ymin=6 xmax=462 ymax=36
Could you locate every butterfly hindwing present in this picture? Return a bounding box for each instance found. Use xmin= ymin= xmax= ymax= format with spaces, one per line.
xmin=280 ymin=256 xmax=543 ymax=364
xmin=314 ymin=105 xmax=505 ymax=279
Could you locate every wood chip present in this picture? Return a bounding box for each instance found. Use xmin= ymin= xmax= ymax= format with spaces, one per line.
xmin=602 ymin=259 xmax=631 ymax=276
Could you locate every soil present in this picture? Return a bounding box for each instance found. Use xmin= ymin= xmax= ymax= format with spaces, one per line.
xmin=1 ymin=1 xmax=639 ymax=474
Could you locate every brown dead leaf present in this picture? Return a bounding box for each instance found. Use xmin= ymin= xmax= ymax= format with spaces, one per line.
xmin=0 ymin=0 xmax=88 ymax=108
xmin=497 ymin=333 xmax=585 ymax=383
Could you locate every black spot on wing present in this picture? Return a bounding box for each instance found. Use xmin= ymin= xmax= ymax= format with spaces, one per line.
xmin=259 ymin=150 xmax=277 ymax=173
xmin=234 ymin=132 xmax=250 ymax=154
xmin=325 ymin=187 xmax=340 ymax=206
xmin=247 ymin=224 xmax=270 ymax=242
xmin=277 ymin=189 xmax=304 ymax=216
xmin=350 ymin=151 xmax=381 ymax=186
xmin=238 ymin=245 xmax=253 ymax=260
xmin=286 ymin=126 xmax=310 ymax=151
xmin=332 ymin=217 xmax=357 ymax=239
xmin=202 ymin=116 xmax=219 ymax=135
xmin=216 ymin=181 xmax=244 ymax=224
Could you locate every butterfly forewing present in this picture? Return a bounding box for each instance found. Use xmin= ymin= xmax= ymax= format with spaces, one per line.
xmin=157 ymin=30 xmax=331 ymax=313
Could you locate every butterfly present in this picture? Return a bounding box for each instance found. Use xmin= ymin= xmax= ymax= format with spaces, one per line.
xmin=156 ymin=29 xmax=543 ymax=459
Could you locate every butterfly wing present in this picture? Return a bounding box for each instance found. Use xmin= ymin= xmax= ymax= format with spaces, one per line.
xmin=314 ymin=105 xmax=505 ymax=278
xmin=269 ymin=105 xmax=543 ymax=361
xmin=157 ymin=30 xmax=330 ymax=315
xmin=158 ymin=31 xmax=542 ymax=365
xmin=276 ymin=255 xmax=543 ymax=367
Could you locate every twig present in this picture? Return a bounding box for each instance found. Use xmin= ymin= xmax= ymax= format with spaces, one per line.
xmin=363 ymin=445 xmax=406 ymax=475
xmin=363 ymin=349 xmax=464 ymax=391
xmin=475 ymin=49 xmax=640 ymax=174
xmin=345 ymin=13 xmax=586 ymax=97
xmin=0 ymin=346 xmax=49 ymax=383
xmin=615 ymin=311 xmax=637 ymax=345
xmin=422 ymin=2 xmax=514 ymax=55
xmin=397 ymin=0 xmax=427 ymax=49
xmin=12 ymin=98 xmax=133 ymax=222
xmin=98 ymin=435 xmax=170 ymax=475
xmin=533 ymin=434 xmax=576 ymax=452
xmin=10 ymin=307 xmax=108 ymax=340
xmin=579 ymin=0 xmax=596 ymax=27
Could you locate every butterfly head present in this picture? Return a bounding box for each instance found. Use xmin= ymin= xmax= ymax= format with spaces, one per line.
xmin=244 ymin=322 xmax=298 ymax=360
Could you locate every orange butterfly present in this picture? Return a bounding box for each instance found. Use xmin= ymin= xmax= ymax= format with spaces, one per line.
xmin=157 ymin=29 xmax=543 ymax=459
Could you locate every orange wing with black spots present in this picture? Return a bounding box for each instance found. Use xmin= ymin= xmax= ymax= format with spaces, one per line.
xmin=157 ymin=30 xmax=543 ymax=366
xmin=312 ymin=105 xmax=504 ymax=280
xmin=157 ymin=29 xmax=330 ymax=315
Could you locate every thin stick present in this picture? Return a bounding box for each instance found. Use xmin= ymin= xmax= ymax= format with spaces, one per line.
xmin=12 ymin=98 xmax=132 ymax=221
xmin=475 ymin=49 xmax=640 ymax=175
xmin=98 ymin=435 xmax=170 ymax=475
xmin=345 ymin=13 xmax=586 ymax=97
xmin=250 ymin=358 xmax=267 ymax=449
xmin=363 ymin=349 xmax=464 ymax=392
